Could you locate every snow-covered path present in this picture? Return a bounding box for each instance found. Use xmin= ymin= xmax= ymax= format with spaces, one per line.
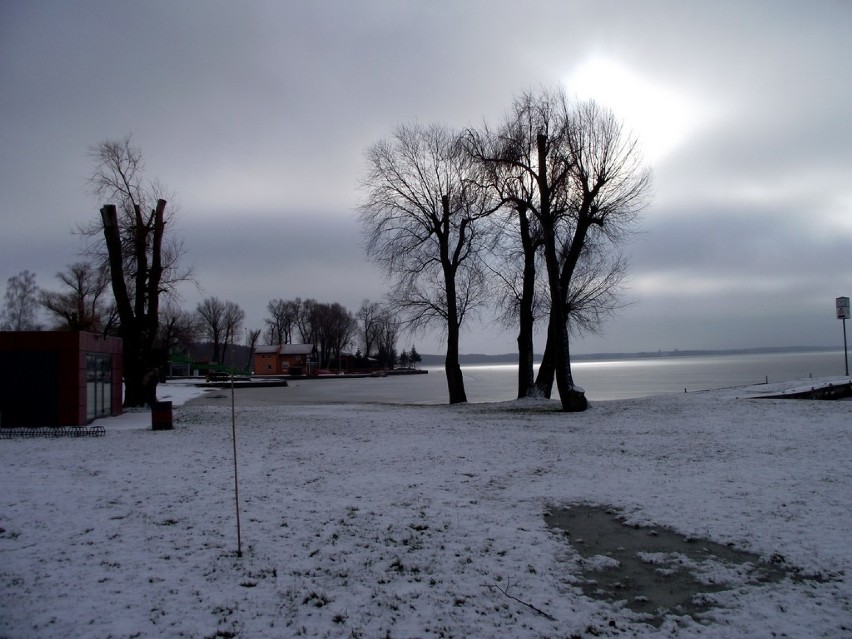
xmin=1 ymin=381 xmax=850 ymax=637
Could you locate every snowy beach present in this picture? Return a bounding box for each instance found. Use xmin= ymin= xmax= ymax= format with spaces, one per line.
xmin=1 ymin=380 xmax=850 ymax=637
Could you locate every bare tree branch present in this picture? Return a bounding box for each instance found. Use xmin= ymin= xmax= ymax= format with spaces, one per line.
xmin=484 ymin=577 xmax=556 ymax=621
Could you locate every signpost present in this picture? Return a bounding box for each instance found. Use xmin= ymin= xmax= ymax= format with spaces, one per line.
xmin=230 ymin=373 xmax=242 ymax=557
xmin=837 ymin=297 xmax=849 ymax=376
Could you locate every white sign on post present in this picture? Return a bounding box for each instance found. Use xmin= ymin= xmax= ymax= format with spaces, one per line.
xmin=837 ymin=297 xmax=850 ymax=320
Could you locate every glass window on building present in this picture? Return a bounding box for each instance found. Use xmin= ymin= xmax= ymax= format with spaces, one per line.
xmin=86 ymin=353 xmax=113 ymax=421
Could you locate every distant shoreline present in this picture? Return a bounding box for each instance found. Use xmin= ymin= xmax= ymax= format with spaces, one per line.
xmin=419 ymin=345 xmax=841 ymax=367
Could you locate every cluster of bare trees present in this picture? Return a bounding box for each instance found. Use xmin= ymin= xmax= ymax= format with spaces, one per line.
xmin=263 ymin=297 xmax=401 ymax=369
xmin=2 ymin=262 xmax=248 ymax=377
xmin=4 ymin=263 xmax=116 ymax=334
xmin=195 ymin=297 xmax=246 ymax=365
xmin=355 ymin=299 xmax=400 ymax=368
xmin=360 ymin=88 xmax=652 ymax=411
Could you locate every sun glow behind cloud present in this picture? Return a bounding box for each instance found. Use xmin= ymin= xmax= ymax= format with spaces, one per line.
xmin=564 ymin=56 xmax=719 ymax=165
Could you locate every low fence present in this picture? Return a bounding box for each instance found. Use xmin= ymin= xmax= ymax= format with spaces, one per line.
xmin=0 ymin=425 xmax=106 ymax=439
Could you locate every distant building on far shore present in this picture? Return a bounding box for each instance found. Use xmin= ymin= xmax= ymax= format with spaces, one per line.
xmin=254 ymin=344 xmax=316 ymax=376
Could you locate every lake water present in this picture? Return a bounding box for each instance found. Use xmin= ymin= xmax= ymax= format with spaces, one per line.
xmin=246 ymin=350 xmax=849 ymax=405
xmin=439 ymin=350 xmax=849 ymax=402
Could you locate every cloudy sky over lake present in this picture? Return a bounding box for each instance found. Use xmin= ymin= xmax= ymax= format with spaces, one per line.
xmin=2 ymin=1 xmax=850 ymax=355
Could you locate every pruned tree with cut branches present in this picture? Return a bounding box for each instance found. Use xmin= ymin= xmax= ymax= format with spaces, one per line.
xmin=85 ymin=134 xmax=192 ymax=406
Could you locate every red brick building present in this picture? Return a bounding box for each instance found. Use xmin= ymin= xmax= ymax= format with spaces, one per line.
xmin=0 ymin=331 xmax=122 ymax=426
xmin=253 ymin=344 xmax=315 ymax=375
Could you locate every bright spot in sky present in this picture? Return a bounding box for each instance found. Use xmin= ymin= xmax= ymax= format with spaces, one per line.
xmin=564 ymin=57 xmax=716 ymax=164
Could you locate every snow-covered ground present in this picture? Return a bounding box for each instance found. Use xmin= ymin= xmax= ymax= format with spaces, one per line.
xmin=1 ymin=378 xmax=850 ymax=637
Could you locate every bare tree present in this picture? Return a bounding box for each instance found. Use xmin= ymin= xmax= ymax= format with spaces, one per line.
xmin=467 ymin=90 xmax=582 ymax=405
xmin=1 ymin=270 xmax=41 ymax=331
xmin=221 ymin=301 xmax=245 ymax=365
xmin=40 ymin=262 xmax=113 ymax=331
xmin=245 ymin=328 xmax=261 ymax=371
xmin=295 ymin=298 xmax=317 ymax=346
xmin=466 ymin=113 xmax=544 ymax=399
xmin=357 ymin=299 xmax=383 ymax=358
xmin=360 ymin=123 xmax=496 ymax=403
xmin=318 ymin=302 xmax=356 ymax=370
xmin=357 ymin=302 xmax=400 ymax=369
xmin=196 ymin=297 xmax=226 ymax=364
xmin=85 ymin=135 xmax=191 ymax=406
xmin=470 ymin=90 xmax=649 ymax=410
xmin=264 ymin=298 xmax=299 ymax=344
xmin=374 ymin=308 xmax=401 ymax=370
xmin=533 ymin=100 xmax=651 ymax=399
xmin=158 ymin=302 xmax=198 ymax=377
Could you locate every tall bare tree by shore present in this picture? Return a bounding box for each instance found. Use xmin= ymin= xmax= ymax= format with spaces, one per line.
xmin=360 ymin=123 xmax=495 ymax=403
xmin=85 ymin=135 xmax=191 ymax=407
xmin=467 ymin=90 xmax=581 ymax=405
xmin=468 ymin=91 xmax=650 ymax=410
xmin=465 ymin=112 xmax=544 ymax=399
xmin=532 ymin=99 xmax=651 ymax=400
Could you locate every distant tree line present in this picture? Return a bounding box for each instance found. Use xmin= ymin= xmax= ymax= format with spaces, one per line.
xmin=263 ymin=297 xmax=404 ymax=370
xmin=0 ymin=266 xmax=408 ymax=378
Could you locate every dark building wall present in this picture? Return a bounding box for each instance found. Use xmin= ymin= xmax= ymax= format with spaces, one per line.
xmin=0 ymin=350 xmax=59 ymax=426
xmin=0 ymin=331 xmax=122 ymax=426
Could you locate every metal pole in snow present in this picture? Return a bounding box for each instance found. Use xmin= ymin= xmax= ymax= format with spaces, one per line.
xmin=844 ymin=318 xmax=849 ymax=377
xmin=231 ymin=372 xmax=243 ymax=557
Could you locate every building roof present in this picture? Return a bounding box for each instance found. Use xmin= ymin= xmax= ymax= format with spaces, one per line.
xmin=255 ymin=345 xmax=280 ymax=354
xmin=255 ymin=344 xmax=314 ymax=356
xmin=280 ymin=344 xmax=314 ymax=355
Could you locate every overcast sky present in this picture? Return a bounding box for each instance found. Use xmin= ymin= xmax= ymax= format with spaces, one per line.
xmin=2 ymin=1 xmax=850 ymax=355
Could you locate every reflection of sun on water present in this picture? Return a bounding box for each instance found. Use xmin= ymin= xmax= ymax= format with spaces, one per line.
xmin=564 ymin=56 xmax=718 ymax=165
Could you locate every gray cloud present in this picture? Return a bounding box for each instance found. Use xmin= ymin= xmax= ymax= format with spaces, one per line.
xmin=2 ymin=1 xmax=850 ymax=354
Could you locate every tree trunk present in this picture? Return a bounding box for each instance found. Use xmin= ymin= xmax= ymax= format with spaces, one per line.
xmin=100 ymin=202 xmax=165 ymax=408
xmin=516 ymin=204 xmax=538 ymax=399
xmin=517 ymin=329 xmax=535 ymax=398
xmin=445 ymin=331 xmax=467 ymax=404
xmin=542 ymin=238 xmax=585 ymax=411
xmin=444 ymin=281 xmax=467 ymax=404
xmin=535 ymin=134 xmax=586 ymax=412
xmin=537 ymin=220 xmax=593 ymax=403
xmin=441 ymin=194 xmax=467 ymax=404
xmin=122 ymin=346 xmax=159 ymax=406
xmin=533 ymin=321 xmax=556 ymax=398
